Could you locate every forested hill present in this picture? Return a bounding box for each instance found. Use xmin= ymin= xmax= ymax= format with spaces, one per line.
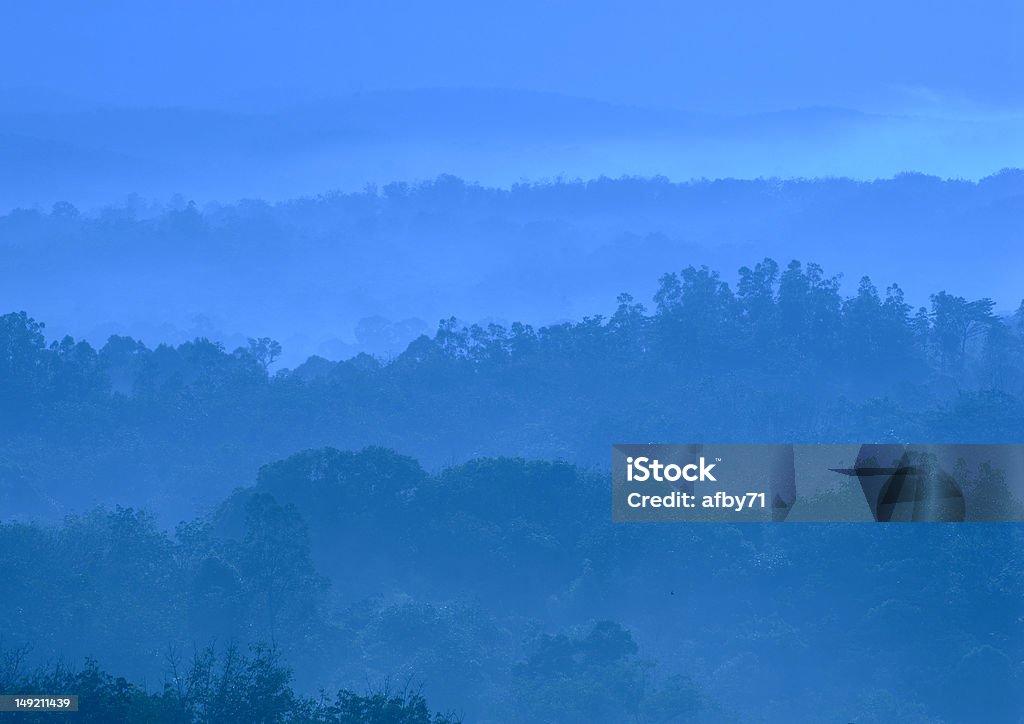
xmin=2 ymin=258 xmax=1022 ymax=523
xmin=2 ymin=171 xmax=1023 ymax=365
xmin=4 ymin=449 xmax=1020 ymax=722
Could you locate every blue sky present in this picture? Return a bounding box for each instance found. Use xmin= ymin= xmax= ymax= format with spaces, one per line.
xmin=3 ymin=0 xmax=1022 ymax=113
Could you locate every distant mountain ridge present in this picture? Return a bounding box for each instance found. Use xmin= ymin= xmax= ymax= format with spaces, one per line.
xmin=2 ymin=87 xmax=1020 ymax=210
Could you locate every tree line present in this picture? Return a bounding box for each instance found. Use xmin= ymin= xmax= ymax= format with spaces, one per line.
xmin=2 ymin=258 xmax=1022 ymax=521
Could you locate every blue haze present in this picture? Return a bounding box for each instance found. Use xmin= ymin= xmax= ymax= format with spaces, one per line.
xmin=0 ymin=3 xmax=1022 ymax=723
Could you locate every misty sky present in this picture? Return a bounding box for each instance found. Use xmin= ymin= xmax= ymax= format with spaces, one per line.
xmin=3 ymin=0 xmax=1022 ymax=113
xmin=3 ymin=0 xmax=1022 ymax=358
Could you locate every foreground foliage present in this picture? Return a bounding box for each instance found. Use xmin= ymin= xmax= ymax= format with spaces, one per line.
xmin=0 ymin=644 xmax=459 ymax=724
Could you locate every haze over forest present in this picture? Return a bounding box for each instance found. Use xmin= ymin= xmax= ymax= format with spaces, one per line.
xmin=4 ymin=2 xmax=1023 ymax=364
xmin=2 ymin=3 xmax=1023 ymax=722
xmin=3 ymin=170 xmax=1023 ymax=366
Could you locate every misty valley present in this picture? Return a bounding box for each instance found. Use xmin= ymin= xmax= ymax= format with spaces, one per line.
xmin=1 ymin=249 xmax=1022 ymax=721
xmin=3 ymin=6 xmax=1024 ymax=719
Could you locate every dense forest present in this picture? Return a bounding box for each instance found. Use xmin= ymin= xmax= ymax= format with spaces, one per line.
xmin=3 ymin=172 xmax=1023 ymax=365
xmin=1 ymin=644 xmax=460 ymax=723
xmin=1 ymin=451 xmax=1021 ymax=721
xmin=1 ymin=256 xmax=1023 ymax=721
xmin=6 ymin=4 xmax=1023 ymax=721
xmin=2 ymin=257 xmax=1022 ymax=521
